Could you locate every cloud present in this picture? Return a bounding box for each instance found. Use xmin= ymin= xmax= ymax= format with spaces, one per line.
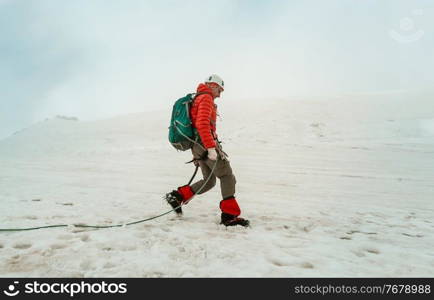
xmin=1 ymin=0 xmax=433 ymax=139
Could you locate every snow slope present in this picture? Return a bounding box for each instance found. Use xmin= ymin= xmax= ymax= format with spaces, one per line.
xmin=0 ymin=93 xmax=433 ymax=277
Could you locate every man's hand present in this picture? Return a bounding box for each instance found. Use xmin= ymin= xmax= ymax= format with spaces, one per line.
xmin=207 ymin=148 xmax=218 ymax=161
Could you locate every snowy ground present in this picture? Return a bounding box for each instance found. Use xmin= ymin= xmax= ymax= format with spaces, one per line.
xmin=1 ymin=93 xmax=433 ymax=277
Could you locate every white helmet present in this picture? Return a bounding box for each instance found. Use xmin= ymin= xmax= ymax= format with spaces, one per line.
xmin=205 ymin=74 xmax=224 ymax=90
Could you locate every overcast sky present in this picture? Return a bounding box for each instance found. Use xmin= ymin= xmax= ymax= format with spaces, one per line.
xmin=1 ymin=0 xmax=433 ymax=139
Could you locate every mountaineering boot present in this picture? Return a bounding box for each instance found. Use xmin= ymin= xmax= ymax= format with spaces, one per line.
xmin=165 ymin=190 xmax=183 ymax=215
xmin=220 ymin=213 xmax=250 ymax=227
xmin=219 ymin=197 xmax=250 ymax=227
xmin=165 ymin=185 xmax=194 ymax=215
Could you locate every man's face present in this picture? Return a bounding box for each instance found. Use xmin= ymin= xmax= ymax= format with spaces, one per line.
xmin=209 ymin=83 xmax=224 ymax=98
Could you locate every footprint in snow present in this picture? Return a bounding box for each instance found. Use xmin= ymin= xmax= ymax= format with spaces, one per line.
xmin=352 ymin=250 xmax=366 ymax=258
xmin=405 ymin=213 xmax=416 ymax=220
xmin=103 ymin=262 xmax=116 ymax=269
xmin=57 ymin=202 xmax=74 ymax=206
xmin=352 ymin=247 xmax=380 ymax=257
xmin=270 ymin=258 xmax=289 ymax=267
xmin=50 ymin=243 xmax=68 ymax=250
xmin=56 ymin=234 xmax=75 ymax=240
xmin=347 ymin=230 xmax=377 ymax=235
xmin=365 ymin=248 xmax=380 ymax=255
xmin=297 ymin=223 xmax=316 ymax=233
xmin=13 ymin=243 xmax=32 ymax=250
xmin=300 ymin=262 xmax=315 ymax=269
xmin=401 ymin=233 xmax=424 ymax=238
xmin=80 ymin=234 xmax=90 ymax=242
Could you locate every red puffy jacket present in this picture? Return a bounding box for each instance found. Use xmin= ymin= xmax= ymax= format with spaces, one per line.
xmin=190 ymin=83 xmax=217 ymax=149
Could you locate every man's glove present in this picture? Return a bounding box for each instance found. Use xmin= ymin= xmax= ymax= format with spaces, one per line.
xmin=207 ymin=148 xmax=218 ymax=161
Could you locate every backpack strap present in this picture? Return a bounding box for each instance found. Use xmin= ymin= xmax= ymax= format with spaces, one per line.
xmin=187 ymin=91 xmax=212 ymax=119
xmin=187 ymin=91 xmax=214 ymax=152
xmin=192 ymin=91 xmax=212 ymax=99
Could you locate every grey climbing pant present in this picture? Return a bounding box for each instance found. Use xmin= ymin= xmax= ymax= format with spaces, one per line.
xmin=190 ymin=143 xmax=236 ymax=199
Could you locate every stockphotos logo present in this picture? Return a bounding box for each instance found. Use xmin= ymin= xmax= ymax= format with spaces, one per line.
xmin=3 ymin=281 xmax=20 ymax=297
xmin=3 ymin=281 xmax=127 ymax=297
xmin=389 ymin=9 xmax=425 ymax=43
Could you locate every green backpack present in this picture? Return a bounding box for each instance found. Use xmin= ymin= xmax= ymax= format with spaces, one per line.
xmin=168 ymin=93 xmax=202 ymax=151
